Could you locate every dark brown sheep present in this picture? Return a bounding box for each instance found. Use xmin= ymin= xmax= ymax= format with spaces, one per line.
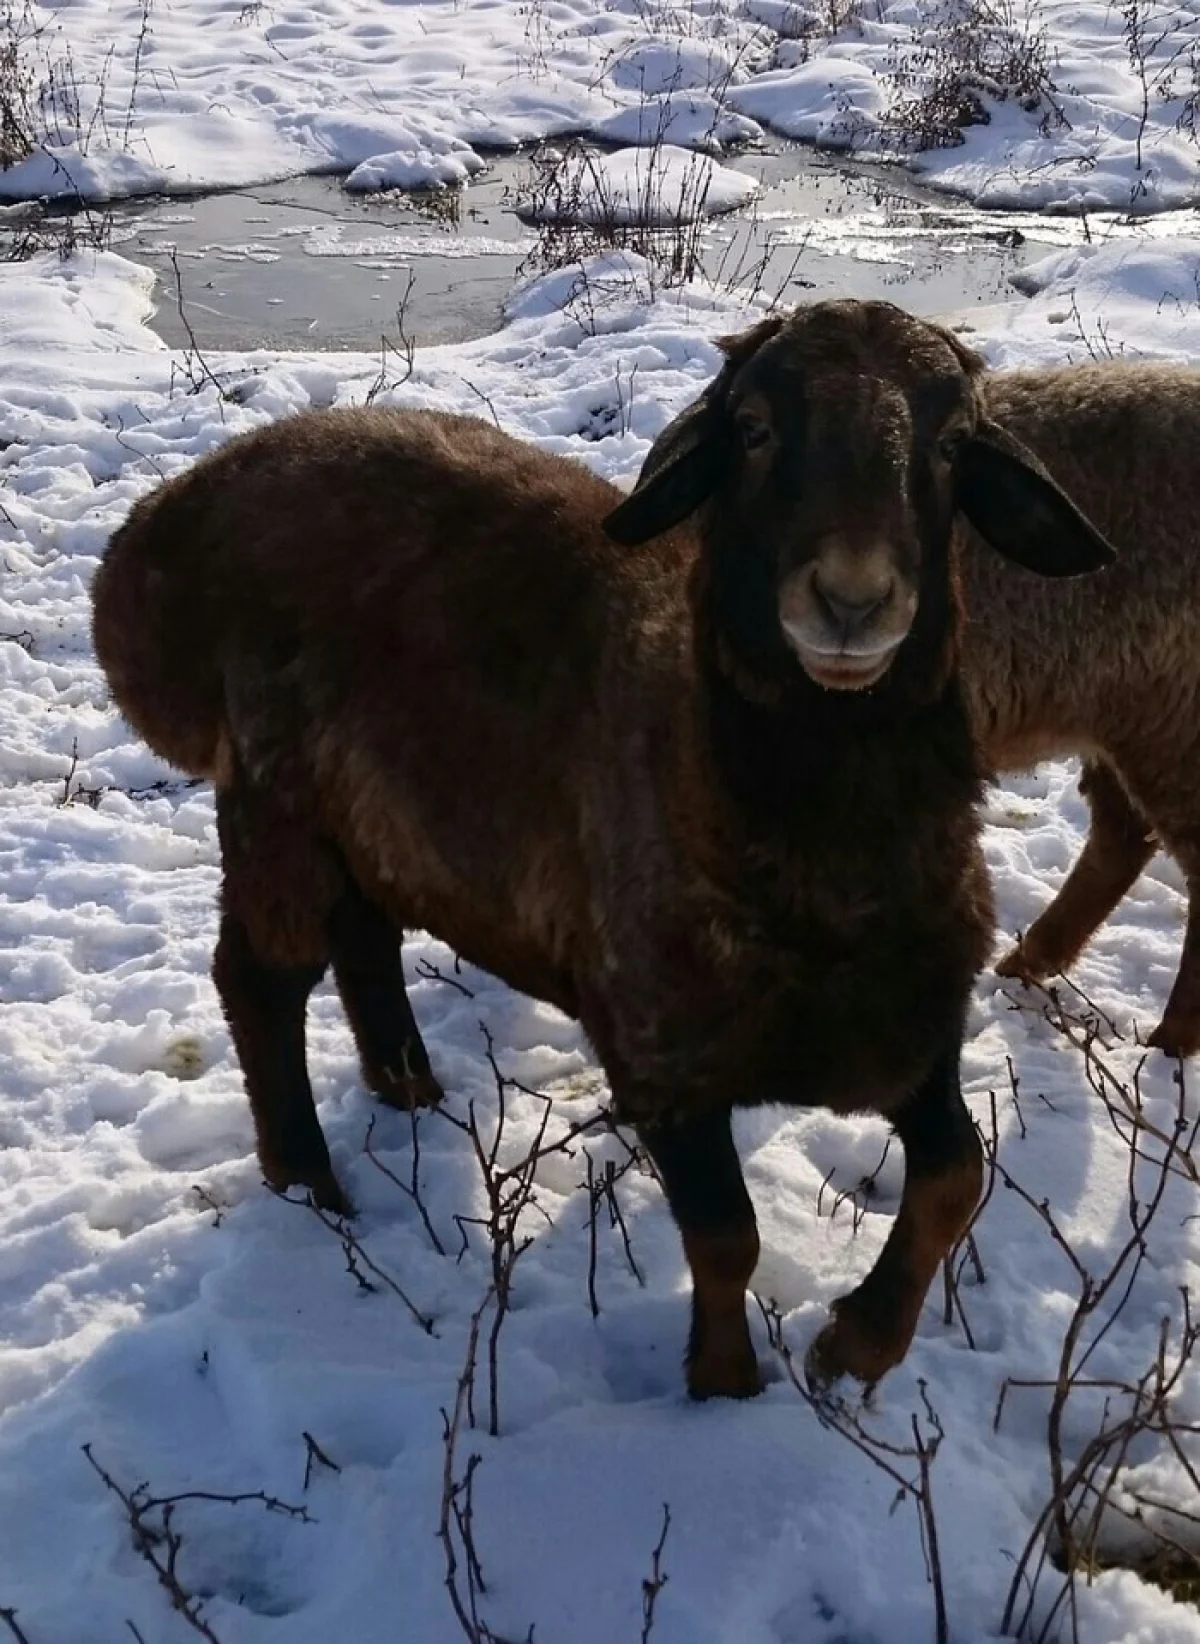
xmin=90 ymin=300 xmax=1112 ymax=1400
xmin=959 ymin=361 xmax=1200 ymax=1055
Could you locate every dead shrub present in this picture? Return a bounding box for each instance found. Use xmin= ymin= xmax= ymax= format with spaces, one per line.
xmin=883 ymin=0 xmax=1067 ymax=150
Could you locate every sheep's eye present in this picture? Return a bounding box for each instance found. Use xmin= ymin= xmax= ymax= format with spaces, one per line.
xmin=737 ymin=414 xmax=771 ymax=452
xmin=937 ymin=428 xmax=970 ymax=463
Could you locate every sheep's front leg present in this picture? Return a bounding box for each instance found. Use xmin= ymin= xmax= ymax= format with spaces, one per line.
xmin=639 ymin=1106 xmax=762 ymax=1400
xmin=805 ymin=1043 xmax=981 ymax=1395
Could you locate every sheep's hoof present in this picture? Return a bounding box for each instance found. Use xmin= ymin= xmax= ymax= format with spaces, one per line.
xmin=803 ymin=1300 xmax=902 ymax=1399
xmin=263 ymin=1159 xmax=355 ymax=1219
xmin=994 ymin=942 xmax=1048 ymax=984
xmin=686 ymin=1343 xmax=763 ymax=1402
xmin=1147 ymin=1016 xmax=1200 ymax=1060
xmin=375 ymin=1070 xmax=445 ymax=1112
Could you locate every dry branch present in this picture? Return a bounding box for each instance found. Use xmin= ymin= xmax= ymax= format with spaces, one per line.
xmin=365 ymin=1110 xmax=447 ymax=1256
xmin=438 ymin=1290 xmax=535 ymax=1644
xmin=756 ymin=1299 xmax=950 ymax=1644
xmin=441 ymin=1021 xmax=642 ymax=1434
xmin=302 ymin=1430 xmax=340 ymax=1492
xmin=303 ymin=1197 xmax=438 ymax=1335
xmin=989 ymin=1045 xmax=1200 ymax=1641
xmin=82 ymin=1445 xmax=312 ymax=1644
xmin=640 ymin=1504 xmax=672 ymax=1642
xmin=0 ymin=1610 xmax=33 ymax=1644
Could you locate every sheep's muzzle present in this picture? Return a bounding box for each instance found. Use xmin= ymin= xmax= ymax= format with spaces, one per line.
xmin=777 ymin=538 xmax=919 ymax=691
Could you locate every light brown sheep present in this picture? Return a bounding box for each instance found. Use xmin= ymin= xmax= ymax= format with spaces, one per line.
xmin=962 ymin=360 xmax=1200 ymax=1054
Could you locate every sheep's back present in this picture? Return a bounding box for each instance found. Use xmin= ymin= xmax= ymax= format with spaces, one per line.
xmin=960 ymin=361 xmax=1200 ymax=767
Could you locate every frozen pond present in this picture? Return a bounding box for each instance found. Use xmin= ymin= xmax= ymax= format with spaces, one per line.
xmin=59 ymin=145 xmax=1101 ymax=352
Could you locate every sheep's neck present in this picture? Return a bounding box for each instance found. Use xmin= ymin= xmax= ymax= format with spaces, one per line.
xmin=692 ymin=620 xmax=984 ymax=931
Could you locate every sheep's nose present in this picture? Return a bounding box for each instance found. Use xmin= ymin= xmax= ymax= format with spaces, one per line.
xmin=812 ymin=574 xmax=894 ymax=637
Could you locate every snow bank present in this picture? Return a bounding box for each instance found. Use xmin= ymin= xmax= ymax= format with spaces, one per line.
xmin=952 ymin=234 xmax=1200 ymax=364
xmin=0 ymin=0 xmax=1195 ymax=212
xmin=522 ymin=144 xmax=759 ymax=226
xmin=731 ymin=0 xmax=1200 ymax=212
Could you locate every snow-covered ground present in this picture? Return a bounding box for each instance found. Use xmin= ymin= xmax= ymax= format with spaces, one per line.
xmin=1 ymin=0 xmax=1199 ymax=1634
xmin=2 ymin=226 xmax=1200 ymax=1641
xmin=0 ymin=0 xmax=1198 ymax=210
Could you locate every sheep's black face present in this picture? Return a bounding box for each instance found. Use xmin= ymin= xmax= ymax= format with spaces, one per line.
xmin=603 ymin=299 xmax=1116 ymax=696
xmin=718 ymin=311 xmax=978 ymax=691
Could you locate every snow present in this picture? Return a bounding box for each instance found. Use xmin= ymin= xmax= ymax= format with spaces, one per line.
xmin=2 ymin=223 xmax=1200 ymax=1641
xmin=0 ymin=0 xmax=1197 ymax=210
xmin=521 ymin=143 xmax=760 ymax=225
xmin=1 ymin=0 xmax=1200 ymax=1635
xmin=729 ymin=0 xmax=1200 ymax=211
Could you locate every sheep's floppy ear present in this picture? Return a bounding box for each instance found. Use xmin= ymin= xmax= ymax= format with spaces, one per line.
xmin=956 ymin=419 xmax=1117 ymax=577
xmin=602 ymin=314 xmax=785 ymax=547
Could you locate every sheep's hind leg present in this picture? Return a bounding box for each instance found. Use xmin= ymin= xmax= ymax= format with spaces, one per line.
xmin=996 ymin=759 xmax=1155 ymax=986
xmin=805 ymin=1039 xmax=981 ymax=1395
xmin=1146 ymin=830 xmax=1200 ymax=1058
xmin=213 ymin=785 xmax=350 ymax=1215
xmin=327 ymin=876 xmax=444 ymax=1110
xmin=213 ymin=914 xmax=348 ymax=1215
xmin=638 ymin=1105 xmax=762 ymax=1400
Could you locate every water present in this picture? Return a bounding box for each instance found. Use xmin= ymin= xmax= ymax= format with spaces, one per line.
xmin=30 ymin=144 xmax=1095 ymax=352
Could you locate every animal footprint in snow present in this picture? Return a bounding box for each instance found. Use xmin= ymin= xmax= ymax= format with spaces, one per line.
xmin=162 ymin=1034 xmax=205 ymax=1079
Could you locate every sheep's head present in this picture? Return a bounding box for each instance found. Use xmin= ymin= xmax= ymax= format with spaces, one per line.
xmin=604 ymin=300 xmax=1115 ymax=694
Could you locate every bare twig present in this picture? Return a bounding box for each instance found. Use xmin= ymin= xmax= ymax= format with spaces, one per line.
xmin=756 ymin=1300 xmax=949 ymax=1644
xmin=640 ymin=1503 xmax=672 ymax=1642
xmin=167 ymin=248 xmax=231 ymax=408
xmin=304 ymin=1198 xmax=438 ymax=1335
xmin=440 ymin=1021 xmax=641 ymax=1433
xmin=365 ymin=1111 xmax=447 ymax=1255
xmin=438 ymin=1291 xmax=534 ymax=1644
xmin=58 ymin=736 xmax=78 ymax=806
xmin=364 ymin=272 xmax=417 ymax=407
xmin=82 ymin=1445 xmax=312 ymax=1643
xmin=302 ymin=1431 xmax=340 ymax=1493
xmin=585 ymin=1150 xmax=600 ymax=1319
xmin=415 ymin=956 xmax=476 ymax=998
xmin=993 ymin=1054 xmax=1199 ymax=1641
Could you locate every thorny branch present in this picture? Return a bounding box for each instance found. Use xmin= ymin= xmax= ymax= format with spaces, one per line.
xmin=640 ymin=1504 xmax=672 ymax=1643
xmin=0 ymin=1611 xmax=33 ymax=1644
xmin=438 ymin=1290 xmax=534 ymax=1644
xmin=442 ymin=1020 xmax=643 ymax=1435
xmin=365 ymin=1110 xmax=447 ymax=1255
xmin=301 ymin=1431 xmax=340 ymax=1493
xmin=303 ymin=1197 xmax=439 ymax=1336
xmin=756 ymin=1299 xmax=950 ymax=1644
xmin=989 ymin=1047 xmax=1200 ymax=1641
xmin=81 ymin=1445 xmax=312 ymax=1644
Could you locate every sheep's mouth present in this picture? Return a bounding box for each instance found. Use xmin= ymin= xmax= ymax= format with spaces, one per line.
xmin=776 ymin=564 xmax=914 ymax=692
xmin=781 ymin=627 xmax=904 ymax=691
xmin=796 ymin=651 xmax=896 ymax=691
